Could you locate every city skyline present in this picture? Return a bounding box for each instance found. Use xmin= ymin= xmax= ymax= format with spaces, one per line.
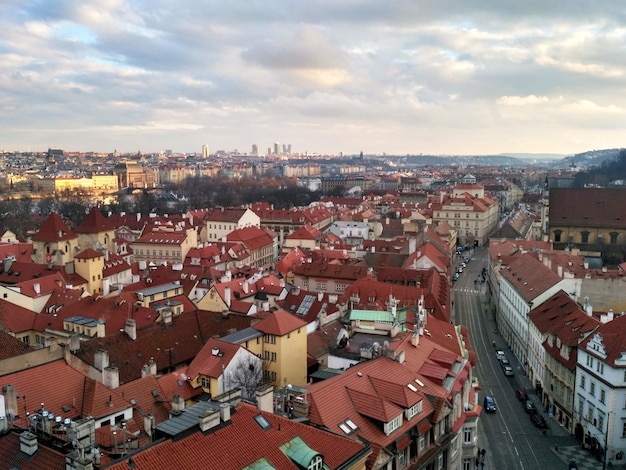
xmin=1 ymin=2 xmax=625 ymax=156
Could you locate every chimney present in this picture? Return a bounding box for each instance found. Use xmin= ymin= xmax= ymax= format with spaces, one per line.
xmin=220 ymin=402 xmax=231 ymax=422
xmin=255 ymin=383 xmax=274 ymax=413
xmin=162 ymin=310 xmax=172 ymax=324
xmin=34 ymin=283 xmax=40 ymax=294
xmin=20 ymin=431 xmax=38 ymax=456
xmin=557 ymin=265 xmax=563 ymax=277
xmin=141 ymin=364 xmax=151 ymax=378
xmin=125 ymin=319 xmax=137 ymax=340
xmin=292 ymin=286 xmax=300 ymax=296
xmin=148 ymin=357 xmax=157 ymax=375
xmin=171 ymin=394 xmax=185 ymax=412
xmin=317 ymin=291 xmax=324 ymax=302
xmin=584 ymin=261 xmax=589 ymax=269
xmin=144 ymin=414 xmax=155 ymax=437
xmin=102 ymin=365 xmax=120 ymax=389
xmin=2 ymin=384 xmax=18 ymax=417
xmin=69 ymin=333 xmax=81 ymax=352
xmin=94 ymin=349 xmax=109 ymax=371
xmin=411 ymin=332 xmax=419 ymax=347
xmin=137 ymin=212 xmax=141 ymax=222
xmin=198 ymin=409 xmax=220 ymax=432
xmin=224 ymin=286 xmax=231 ymax=308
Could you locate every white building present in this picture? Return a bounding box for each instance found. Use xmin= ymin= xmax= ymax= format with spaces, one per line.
xmin=575 ymin=312 xmax=626 ymax=466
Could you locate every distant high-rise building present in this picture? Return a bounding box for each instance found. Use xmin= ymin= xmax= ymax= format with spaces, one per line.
xmin=273 ymin=142 xmax=280 ymax=154
xmin=252 ymin=144 xmax=259 ymax=156
xmin=202 ymin=144 xmax=210 ymax=158
xmin=165 ymin=149 xmax=173 ymax=156
xmin=287 ymin=144 xmax=292 ymax=154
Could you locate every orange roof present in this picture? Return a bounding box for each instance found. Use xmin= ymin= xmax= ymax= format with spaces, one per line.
xmin=187 ymin=338 xmax=243 ymax=380
xmin=31 ymin=212 xmax=77 ymax=242
xmin=106 ymin=402 xmax=368 ymax=470
xmin=253 ymin=309 xmax=307 ymax=336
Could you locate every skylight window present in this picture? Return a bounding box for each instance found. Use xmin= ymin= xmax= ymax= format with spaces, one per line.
xmin=346 ymin=419 xmax=358 ymax=430
xmin=415 ymin=378 xmax=425 ymax=387
xmin=254 ymin=414 xmax=272 ymax=430
xmin=407 ymin=383 xmax=418 ymax=392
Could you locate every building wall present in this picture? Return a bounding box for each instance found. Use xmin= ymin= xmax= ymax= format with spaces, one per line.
xmin=74 ymin=255 xmax=105 ymax=296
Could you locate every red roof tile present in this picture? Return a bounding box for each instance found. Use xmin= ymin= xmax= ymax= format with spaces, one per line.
xmin=106 ymin=402 xmax=368 ymax=470
xmin=253 ymin=309 xmax=307 ymax=336
xmin=31 ymin=213 xmax=77 ymax=242
xmin=75 ymin=207 xmax=116 ymax=233
xmin=187 ymin=338 xmax=243 ymax=379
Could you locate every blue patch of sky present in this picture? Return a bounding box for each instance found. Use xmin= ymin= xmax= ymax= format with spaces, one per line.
xmin=54 ymin=23 xmax=97 ymax=44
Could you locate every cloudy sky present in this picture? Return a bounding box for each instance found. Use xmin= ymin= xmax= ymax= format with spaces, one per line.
xmin=1 ymin=1 xmax=625 ymax=156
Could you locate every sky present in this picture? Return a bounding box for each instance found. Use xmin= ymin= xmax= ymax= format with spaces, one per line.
xmin=1 ymin=1 xmax=625 ymax=156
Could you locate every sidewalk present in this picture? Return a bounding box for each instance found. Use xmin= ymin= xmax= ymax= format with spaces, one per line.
xmin=552 ymin=444 xmax=616 ymax=469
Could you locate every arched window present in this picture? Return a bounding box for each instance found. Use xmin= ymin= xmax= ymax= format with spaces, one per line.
xmin=581 ymin=231 xmax=590 ymax=244
xmin=554 ymin=230 xmax=563 ymax=242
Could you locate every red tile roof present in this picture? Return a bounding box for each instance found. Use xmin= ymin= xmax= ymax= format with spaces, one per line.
xmin=253 ymin=309 xmax=307 ymax=336
xmin=31 ymin=212 xmax=77 ymax=242
xmin=550 ymin=188 xmax=626 ymax=229
xmin=0 ymin=431 xmax=66 ymax=469
xmin=500 ymin=253 xmax=563 ymax=302
xmin=74 ymin=207 xmax=115 ymax=233
xmin=106 ymin=402 xmax=368 ymax=470
xmin=74 ymin=248 xmax=105 ymax=260
xmin=0 ymin=329 xmax=32 ymax=359
xmin=187 ymin=338 xmax=243 ymax=379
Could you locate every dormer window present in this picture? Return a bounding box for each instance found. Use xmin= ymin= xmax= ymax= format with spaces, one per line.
xmin=384 ymin=414 xmax=403 ymax=435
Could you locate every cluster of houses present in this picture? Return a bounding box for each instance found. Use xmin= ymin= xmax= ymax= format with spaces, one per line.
xmin=0 ymin=178 xmax=499 ymax=470
xmin=1 ymin=179 xmax=625 ymax=468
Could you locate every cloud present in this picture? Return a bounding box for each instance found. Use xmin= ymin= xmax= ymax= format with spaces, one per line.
xmin=0 ymin=1 xmax=625 ymax=154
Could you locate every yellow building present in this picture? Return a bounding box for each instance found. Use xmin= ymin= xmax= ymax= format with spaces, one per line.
xmin=31 ymin=213 xmax=80 ymax=266
xmin=251 ymin=309 xmax=308 ymax=388
xmin=131 ymin=227 xmax=198 ymax=266
xmin=73 ymin=248 xmax=105 ymax=296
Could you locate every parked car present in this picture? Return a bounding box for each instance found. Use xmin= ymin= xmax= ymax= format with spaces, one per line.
xmin=530 ymin=414 xmax=548 ymax=429
xmin=516 ymin=389 xmax=529 ymax=401
xmin=525 ymin=401 xmax=537 ymax=414
xmin=500 ymin=357 xmax=510 ymax=366
xmin=495 ymin=350 xmax=506 ymax=361
xmin=484 ymin=395 xmax=496 ymax=413
xmin=452 ymin=273 xmax=459 ymax=281
xmin=502 ymin=365 xmax=514 ymax=377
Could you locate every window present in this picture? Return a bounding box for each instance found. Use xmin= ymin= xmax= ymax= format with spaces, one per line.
xmin=598 ymin=413 xmax=605 ymax=431
xmin=22 ymin=336 xmax=29 ymax=344
xmin=597 ymin=363 xmax=604 ymax=375
xmin=463 ymin=459 xmax=473 ymax=470
xmin=419 ymin=434 xmax=426 ymax=450
xmin=554 ymin=230 xmax=563 ymax=242
xmin=386 ymin=415 xmax=402 ymax=434
xmin=580 ymin=375 xmax=586 ymax=389
xmin=623 ymin=422 xmax=626 ymax=438
xmin=264 ymin=334 xmax=276 ymax=344
xmin=610 ymin=232 xmax=619 ymax=244
xmin=271 ymin=352 xmax=277 ymax=362
xmin=308 ymin=455 xmax=324 ymax=470
xmin=463 ymin=428 xmax=473 ymax=444
xmin=201 ymin=377 xmax=210 ymax=388
xmin=600 ymin=389 xmax=606 ymax=404
xmin=408 ymin=401 xmax=423 ymax=419
xmin=581 ymin=231 xmax=590 ymax=244
xmin=590 ymin=382 xmax=595 ymax=396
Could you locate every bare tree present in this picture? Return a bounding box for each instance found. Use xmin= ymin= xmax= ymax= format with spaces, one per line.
xmin=228 ymin=354 xmax=263 ymax=400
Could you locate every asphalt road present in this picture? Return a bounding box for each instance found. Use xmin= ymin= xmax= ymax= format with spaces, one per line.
xmin=452 ymin=247 xmax=575 ymax=470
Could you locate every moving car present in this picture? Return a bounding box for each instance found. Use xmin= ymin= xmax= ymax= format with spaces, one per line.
xmin=525 ymin=401 xmax=537 ymax=414
xmin=502 ymin=365 xmax=514 ymax=377
xmin=484 ymin=395 xmax=496 ymax=413
xmin=516 ymin=389 xmax=529 ymax=401
xmin=530 ymin=414 xmax=548 ymax=429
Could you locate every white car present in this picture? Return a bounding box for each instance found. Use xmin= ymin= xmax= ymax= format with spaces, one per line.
xmin=496 ymin=350 xmax=506 ymax=361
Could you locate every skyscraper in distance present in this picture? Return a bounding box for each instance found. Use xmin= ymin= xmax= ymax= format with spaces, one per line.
xmin=273 ymin=142 xmax=280 ymax=154
xmin=202 ymin=144 xmax=210 ymax=158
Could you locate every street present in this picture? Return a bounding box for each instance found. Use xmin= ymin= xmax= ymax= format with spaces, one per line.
xmin=453 ymin=247 xmax=577 ymax=469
